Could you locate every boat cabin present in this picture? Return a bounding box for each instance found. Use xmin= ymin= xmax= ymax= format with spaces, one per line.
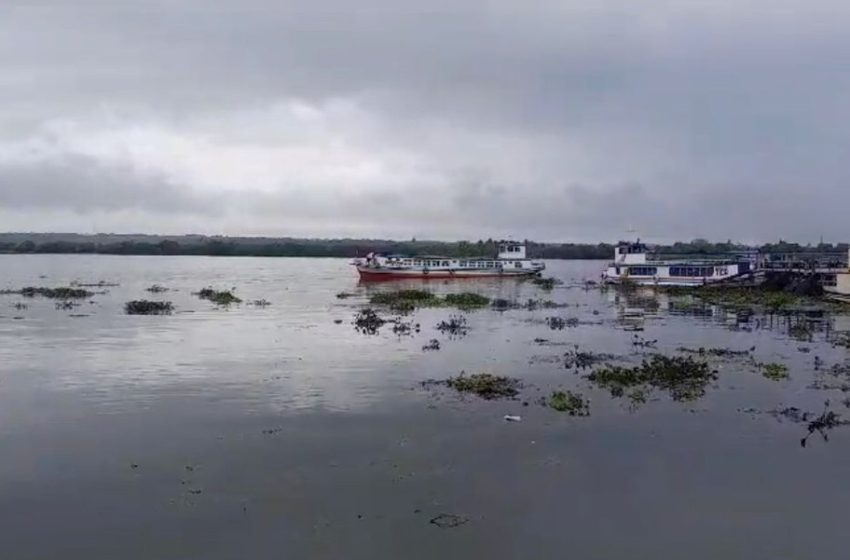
xmin=614 ymin=241 xmax=649 ymax=265
xmin=498 ymin=241 xmax=527 ymax=260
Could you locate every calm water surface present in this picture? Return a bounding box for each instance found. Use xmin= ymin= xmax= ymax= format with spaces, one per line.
xmin=1 ymin=255 xmax=849 ymax=559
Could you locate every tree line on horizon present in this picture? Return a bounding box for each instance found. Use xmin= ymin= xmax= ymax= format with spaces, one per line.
xmin=0 ymin=235 xmax=846 ymax=259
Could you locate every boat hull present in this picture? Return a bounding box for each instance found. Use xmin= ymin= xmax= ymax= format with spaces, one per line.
xmin=357 ymin=266 xmax=541 ymax=280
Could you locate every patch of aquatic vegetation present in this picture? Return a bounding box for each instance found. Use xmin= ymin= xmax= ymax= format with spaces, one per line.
xmin=529 ymin=276 xmax=563 ymax=290
xmin=443 ymin=292 xmax=490 ymax=309
xmin=436 ymin=315 xmax=469 ymax=337
xmin=12 ymin=302 xmax=27 ymax=310
xmin=631 ymin=335 xmax=657 ymax=349
xmin=441 ymin=372 xmax=521 ymax=400
xmin=491 ymin=298 xmax=568 ymax=311
xmin=71 ymin=280 xmax=119 ymax=288
xmin=545 ymin=316 xmax=580 ymax=330
xmin=391 ymin=318 xmax=421 ymax=337
xmin=249 ymin=299 xmax=271 ymax=307
xmin=754 ymin=402 xmax=850 ymax=447
xmin=369 ymin=290 xmax=490 ymax=312
xmin=195 ymin=288 xmax=242 ymax=305
xmin=55 ymin=300 xmax=80 ymax=310
xmin=587 ymin=354 xmax=717 ymax=402
xmin=759 ymin=362 xmax=790 ymax=381
xmin=676 ymin=346 xmax=754 ymax=358
xmin=789 ymin=322 xmax=813 ymax=341
xmin=125 ymin=300 xmax=174 ymax=315
xmin=666 ymin=286 xmax=817 ymax=313
xmin=544 ymin=390 xmax=589 ymax=415
xmin=1 ymin=286 xmax=94 ymax=299
xmin=145 ymin=284 xmax=169 ymax=294
xmin=422 ymin=339 xmax=441 ymax=351
xmin=563 ymin=347 xmax=615 ymax=370
xmin=354 ymin=308 xmax=386 ymax=335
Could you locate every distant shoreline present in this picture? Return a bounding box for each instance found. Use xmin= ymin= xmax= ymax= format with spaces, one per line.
xmin=0 ymin=233 xmax=844 ymax=260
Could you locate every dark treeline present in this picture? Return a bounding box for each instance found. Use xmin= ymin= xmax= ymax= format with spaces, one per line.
xmin=0 ymin=234 xmax=846 ymax=259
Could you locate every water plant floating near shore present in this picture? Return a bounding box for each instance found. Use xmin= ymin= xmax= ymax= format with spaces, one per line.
xmin=368 ymin=290 xmax=490 ymax=312
xmin=587 ymin=354 xmax=717 ymax=402
xmin=760 ymin=362 xmax=790 ymax=381
xmin=545 ymin=390 xmax=590 ymax=415
xmin=0 ymin=286 xmax=94 ymax=299
xmin=125 ymin=300 xmax=174 ymax=315
xmin=195 ymin=287 xmax=242 ymax=305
xmin=443 ymin=372 xmax=521 ymax=400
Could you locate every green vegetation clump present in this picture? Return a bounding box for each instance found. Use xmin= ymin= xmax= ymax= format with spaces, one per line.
xmin=546 ymin=390 xmax=590 ymax=415
xmin=125 ymin=300 xmax=174 ymax=315
xmin=587 ymin=354 xmax=717 ymax=402
xmin=444 ymin=292 xmax=490 ymax=309
xmin=760 ymin=362 xmax=790 ymax=381
xmin=145 ymin=284 xmax=168 ymax=294
xmin=369 ymin=290 xmax=490 ymax=311
xmin=8 ymin=286 xmax=94 ymax=299
xmin=354 ymin=308 xmax=386 ymax=334
xmin=530 ymin=276 xmax=562 ymax=290
xmin=370 ymin=289 xmax=439 ymax=312
xmin=444 ymin=372 xmax=520 ymax=400
xmin=196 ymin=288 xmax=242 ymax=305
xmin=676 ymin=346 xmax=753 ymax=358
xmin=670 ymin=286 xmax=802 ymax=312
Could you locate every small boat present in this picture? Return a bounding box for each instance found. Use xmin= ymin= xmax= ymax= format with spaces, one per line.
xmin=353 ymin=241 xmax=545 ymax=280
xmin=602 ymin=240 xmax=753 ymax=287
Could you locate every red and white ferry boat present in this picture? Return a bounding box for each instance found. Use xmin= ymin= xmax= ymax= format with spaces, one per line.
xmin=353 ymin=241 xmax=545 ymax=280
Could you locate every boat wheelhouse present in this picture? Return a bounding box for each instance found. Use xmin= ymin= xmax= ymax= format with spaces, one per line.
xmin=353 ymin=241 xmax=545 ymax=280
xmin=602 ymin=240 xmax=752 ymax=287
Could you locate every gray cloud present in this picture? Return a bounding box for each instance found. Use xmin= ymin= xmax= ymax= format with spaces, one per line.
xmin=1 ymin=0 xmax=849 ymax=242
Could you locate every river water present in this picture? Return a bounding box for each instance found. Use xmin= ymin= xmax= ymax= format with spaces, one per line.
xmin=1 ymin=255 xmax=849 ymax=559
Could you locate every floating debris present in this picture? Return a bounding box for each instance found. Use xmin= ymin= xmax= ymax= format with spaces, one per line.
xmin=145 ymin=284 xmax=169 ymax=293
xmin=250 ymin=299 xmax=271 ymax=307
xmin=12 ymin=302 xmax=27 ymax=310
xmin=422 ymin=339 xmax=441 ymax=351
xmin=125 ymin=300 xmax=174 ymax=315
xmin=442 ymin=372 xmax=520 ymax=400
xmin=544 ymin=390 xmax=590 ymax=415
xmin=504 ymin=414 xmax=522 ymax=422
xmin=55 ymin=300 xmax=79 ymax=310
xmin=760 ymin=363 xmax=790 ymax=381
xmin=436 ymin=315 xmax=469 ymax=337
xmin=587 ymin=354 xmax=717 ymax=402
xmin=430 ymin=514 xmax=469 ymax=529
xmin=354 ymin=308 xmax=386 ymax=334
xmin=195 ymin=288 xmax=241 ymax=305
xmin=336 ymin=291 xmax=356 ymax=299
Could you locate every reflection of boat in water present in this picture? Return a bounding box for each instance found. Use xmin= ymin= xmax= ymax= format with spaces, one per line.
xmin=603 ymin=240 xmax=753 ymax=287
xmin=353 ymin=241 xmax=545 ymax=280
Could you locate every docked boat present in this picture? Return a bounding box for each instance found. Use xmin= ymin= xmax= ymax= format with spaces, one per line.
xmin=602 ymin=240 xmax=753 ymax=287
xmin=353 ymin=241 xmax=545 ymax=280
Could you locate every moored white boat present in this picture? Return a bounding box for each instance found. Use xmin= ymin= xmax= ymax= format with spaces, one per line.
xmin=353 ymin=241 xmax=545 ymax=280
xmin=602 ymin=240 xmax=753 ymax=287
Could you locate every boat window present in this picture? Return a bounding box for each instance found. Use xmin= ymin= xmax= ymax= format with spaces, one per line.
xmin=442 ymin=261 xmax=449 ymax=266
xmin=515 ymin=262 xmax=522 ymax=268
xmin=630 ymin=267 xmax=657 ymax=276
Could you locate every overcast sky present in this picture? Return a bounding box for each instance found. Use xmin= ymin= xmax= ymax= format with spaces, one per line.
xmin=1 ymin=1 xmax=848 ymax=243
